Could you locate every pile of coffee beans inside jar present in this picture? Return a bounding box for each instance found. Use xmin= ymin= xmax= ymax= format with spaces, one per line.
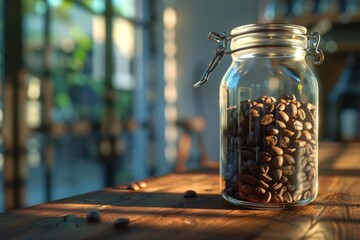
xmin=223 ymin=94 xmax=317 ymax=204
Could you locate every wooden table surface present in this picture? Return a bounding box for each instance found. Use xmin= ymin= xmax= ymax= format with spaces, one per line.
xmin=0 ymin=142 xmax=359 ymax=240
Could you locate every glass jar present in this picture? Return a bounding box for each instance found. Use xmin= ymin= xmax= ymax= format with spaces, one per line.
xmin=194 ymin=23 xmax=324 ymax=209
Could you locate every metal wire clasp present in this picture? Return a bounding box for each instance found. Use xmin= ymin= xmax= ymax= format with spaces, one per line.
xmin=307 ymin=32 xmax=324 ymax=65
xmin=193 ymin=32 xmax=230 ymax=88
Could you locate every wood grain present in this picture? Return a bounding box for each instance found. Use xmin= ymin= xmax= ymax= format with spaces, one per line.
xmin=0 ymin=143 xmax=359 ymax=240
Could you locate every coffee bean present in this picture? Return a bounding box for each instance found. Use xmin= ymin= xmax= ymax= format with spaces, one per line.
xmin=303 ymin=121 xmax=313 ymax=130
xmin=250 ymin=109 xmax=260 ymax=118
xmin=268 ymin=146 xmax=283 ymax=156
xmin=239 ymin=185 xmax=254 ymax=194
xmin=294 ymin=140 xmax=306 ymax=148
xmin=264 ymin=103 xmax=275 ymax=114
xmin=297 ymin=108 xmax=306 ymax=120
xmin=137 ymin=181 xmax=147 ymax=188
xmin=246 ymin=160 xmax=259 ymax=170
xmin=283 ymin=154 xmax=295 ymax=165
xmin=260 ymin=164 xmax=270 ymax=174
xmin=255 ymin=187 xmax=266 ymax=195
xmin=278 ymin=111 xmax=290 ymax=122
xmin=261 ymin=114 xmax=275 ymax=125
xmin=247 ymin=194 xmax=261 ymax=202
xmin=243 ymin=174 xmax=257 ymax=185
xmin=303 ymin=190 xmax=311 ymax=200
xmin=280 ymin=94 xmax=296 ymax=101
xmin=272 ymin=193 xmax=284 ymax=203
xmin=283 ymin=129 xmax=295 ymax=137
xmin=273 ymin=156 xmax=283 ymax=168
xmin=292 ymin=190 xmax=302 ymax=202
xmin=276 ymin=102 xmax=286 ymax=111
xmin=283 ymin=192 xmax=293 ymax=203
xmin=293 ymin=120 xmax=303 ymax=131
xmin=86 ymin=210 xmax=101 ymax=222
xmin=275 ymin=169 xmax=282 ymax=181
xmin=279 ymin=136 xmax=290 ymax=148
xmin=271 ymin=182 xmax=282 ymax=191
xmin=260 ymin=173 xmax=272 ymax=182
xmin=282 ymin=166 xmax=295 ymax=175
xmin=275 ymin=120 xmax=286 ymax=129
xmin=262 ymin=191 xmax=272 ymax=203
xmin=128 ymin=183 xmax=140 ymax=191
xmin=301 ymin=130 xmax=312 ymax=141
xmin=279 ymin=186 xmax=287 ymax=195
xmin=114 ymin=218 xmax=130 ymax=229
xmin=280 ymin=175 xmax=288 ymax=183
xmin=286 ymin=103 xmax=298 ymax=118
xmin=259 ymin=152 xmax=272 ymax=162
xmin=284 ymin=148 xmax=296 ymax=153
xmin=184 ymin=190 xmax=198 ymax=198
xmin=258 ymin=179 xmax=269 ymax=189
xmin=266 ymin=125 xmax=279 ymax=135
xmin=264 ymin=135 xmax=278 ymax=146
xmin=293 ymin=130 xmax=302 ymax=140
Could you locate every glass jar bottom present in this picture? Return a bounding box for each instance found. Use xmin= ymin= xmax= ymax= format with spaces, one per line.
xmin=222 ymin=191 xmax=317 ymax=210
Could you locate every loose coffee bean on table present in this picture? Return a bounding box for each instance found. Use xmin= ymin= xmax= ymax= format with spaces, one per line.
xmin=114 ymin=218 xmax=130 ymax=229
xmin=86 ymin=210 xmax=101 ymax=222
xmin=184 ymin=190 xmax=198 ymax=198
xmin=223 ymin=94 xmax=317 ymax=204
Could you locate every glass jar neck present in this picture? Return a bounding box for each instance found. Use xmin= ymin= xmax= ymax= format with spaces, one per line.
xmin=229 ymin=24 xmax=308 ymax=61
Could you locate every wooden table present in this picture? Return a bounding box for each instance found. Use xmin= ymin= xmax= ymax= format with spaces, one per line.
xmin=0 ymin=142 xmax=359 ymax=239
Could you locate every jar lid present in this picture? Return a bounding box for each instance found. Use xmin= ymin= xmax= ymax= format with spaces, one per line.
xmin=193 ymin=23 xmax=324 ymax=88
xmin=230 ymin=23 xmax=308 ymax=55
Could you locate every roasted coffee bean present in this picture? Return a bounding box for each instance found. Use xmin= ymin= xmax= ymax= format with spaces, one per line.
xmin=279 ymin=136 xmax=290 ymax=148
xmin=284 ymin=148 xmax=296 ymax=153
xmin=292 ymin=120 xmax=303 ymax=131
xmin=271 ymin=182 xmax=282 ymax=191
xmin=86 ymin=210 xmax=101 ymax=222
xmin=280 ymin=94 xmax=296 ymax=101
xmin=294 ymin=140 xmax=306 ymax=148
xmin=239 ymin=185 xmax=254 ymax=194
xmin=268 ymin=146 xmax=283 ymax=156
xmin=128 ymin=183 xmax=140 ymax=191
xmin=297 ymin=172 xmax=307 ymax=182
xmin=276 ymin=102 xmax=286 ymax=111
xmin=247 ymin=194 xmax=261 ymax=202
xmin=283 ymin=129 xmax=295 ymax=137
xmin=283 ymin=154 xmax=295 ymax=165
xmin=114 ymin=218 xmax=130 ymax=229
xmin=282 ymin=166 xmax=295 ymax=175
xmin=261 ymin=114 xmax=275 ymax=125
xmin=259 ymin=152 xmax=272 ymax=162
xmin=272 ymin=193 xmax=284 ymax=203
xmin=260 ymin=164 xmax=270 ymax=174
xmin=303 ymin=190 xmax=311 ymax=200
xmin=297 ymin=108 xmax=306 ymax=120
xmin=278 ymin=111 xmax=290 ymax=122
xmin=243 ymin=174 xmax=257 ymax=185
xmin=286 ymin=182 xmax=296 ymax=192
xmin=266 ymin=125 xmax=279 ymax=135
xmin=293 ymin=130 xmax=302 ymax=140
xmin=255 ymin=187 xmax=266 ymax=195
xmin=137 ymin=181 xmax=148 ymax=188
xmin=264 ymin=135 xmax=278 ymax=146
xmin=279 ymin=186 xmax=287 ymax=195
xmin=301 ymin=130 xmax=312 ymax=141
xmin=275 ymin=169 xmax=282 ymax=181
xmin=184 ymin=190 xmax=198 ymax=198
xmin=303 ymin=121 xmax=313 ymax=130
xmin=279 ymin=175 xmax=288 ymax=183
xmin=286 ymin=103 xmax=298 ymax=118
xmin=258 ymin=179 xmax=270 ymax=189
xmin=260 ymin=173 xmax=273 ymax=182
xmin=283 ymin=192 xmax=293 ymax=203
xmin=246 ymin=160 xmax=259 ymax=170
xmin=264 ymin=103 xmax=275 ymax=114
xmin=292 ymin=190 xmax=302 ymax=202
xmin=262 ymin=191 xmax=272 ymax=203
xmin=273 ymin=156 xmax=284 ymax=168
xmin=275 ymin=120 xmax=286 ymax=129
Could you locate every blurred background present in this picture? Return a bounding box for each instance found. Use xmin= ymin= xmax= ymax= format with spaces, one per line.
xmin=0 ymin=0 xmax=359 ymax=212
